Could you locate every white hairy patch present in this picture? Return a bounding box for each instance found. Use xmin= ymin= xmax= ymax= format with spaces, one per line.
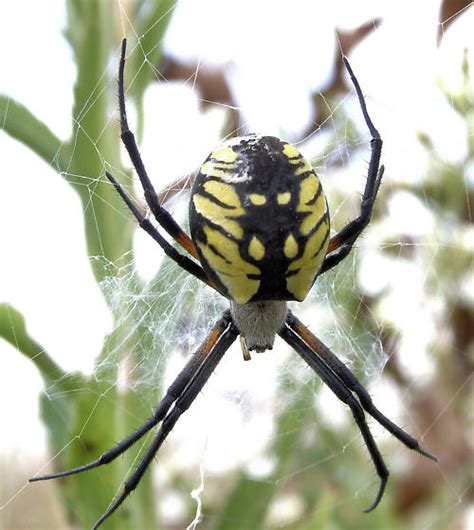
xmin=230 ymin=300 xmax=288 ymax=352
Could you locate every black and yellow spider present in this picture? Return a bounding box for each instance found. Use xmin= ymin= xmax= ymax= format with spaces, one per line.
xmin=31 ymin=40 xmax=436 ymax=528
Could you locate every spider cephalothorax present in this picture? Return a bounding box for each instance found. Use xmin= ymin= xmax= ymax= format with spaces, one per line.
xmin=30 ymin=39 xmax=436 ymax=529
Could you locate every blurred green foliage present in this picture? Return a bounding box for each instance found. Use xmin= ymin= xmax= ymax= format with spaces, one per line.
xmin=0 ymin=1 xmax=179 ymax=528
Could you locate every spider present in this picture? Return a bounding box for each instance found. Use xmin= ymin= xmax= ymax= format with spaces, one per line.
xmin=30 ymin=39 xmax=436 ymax=528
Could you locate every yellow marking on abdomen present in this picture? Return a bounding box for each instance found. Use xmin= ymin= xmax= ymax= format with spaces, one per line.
xmin=193 ymin=194 xmax=244 ymax=239
xmin=197 ymin=226 xmax=260 ymax=304
xmin=286 ymin=219 xmax=329 ymax=300
xmin=211 ymin=146 xmax=238 ymax=163
xmin=203 ymin=181 xmax=241 ymax=208
xmin=284 ymin=234 xmax=298 ymax=258
xmin=283 ymin=143 xmax=300 ymax=159
xmin=294 ymin=159 xmax=313 ymax=175
xmin=277 ymin=192 xmax=291 ymax=205
xmin=248 ymin=236 xmax=265 ymax=260
xmin=249 ymin=193 xmax=267 ymax=206
xmin=283 ymin=143 xmax=313 ymax=175
xmin=297 ymin=174 xmax=326 ymax=236
xmin=300 ymin=194 xmax=326 ymax=235
xmin=200 ymin=161 xmax=236 ymax=179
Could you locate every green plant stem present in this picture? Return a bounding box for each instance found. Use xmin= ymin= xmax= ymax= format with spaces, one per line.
xmin=0 ymin=303 xmax=65 ymax=385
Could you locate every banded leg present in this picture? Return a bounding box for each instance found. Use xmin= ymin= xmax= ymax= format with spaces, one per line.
xmin=320 ymin=56 xmax=384 ymax=275
xmin=280 ymin=311 xmax=436 ymax=512
xmin=30 ymin=310 xmax=237 ymax=528
xmin=106 ymin=171 xmax=216 ymax=289
xmin=92 ymin=313 xmax=238 ymax=529
xmin=117 ymin=39 xmax=199 ymax=260
xmin=285 ymin=312 xmax=437 ymax=461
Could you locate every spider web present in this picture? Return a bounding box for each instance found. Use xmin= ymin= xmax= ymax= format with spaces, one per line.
xmin=0 ymin=1 xmax=473 ymax=529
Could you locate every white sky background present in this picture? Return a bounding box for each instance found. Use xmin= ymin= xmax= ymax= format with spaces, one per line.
xmin=0 ymin=0 xmax=472 ymax=526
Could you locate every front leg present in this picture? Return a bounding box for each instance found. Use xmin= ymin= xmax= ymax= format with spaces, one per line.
xmin=320 ymin=56 xmax=384 ymax=275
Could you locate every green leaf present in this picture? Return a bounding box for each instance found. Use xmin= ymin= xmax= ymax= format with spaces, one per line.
xmin=0 ymin=95 xmax=69 ymax=173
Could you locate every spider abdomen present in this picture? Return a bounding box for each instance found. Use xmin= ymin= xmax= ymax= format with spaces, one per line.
xmin=189 ymin=135 xmax=330 ymax=304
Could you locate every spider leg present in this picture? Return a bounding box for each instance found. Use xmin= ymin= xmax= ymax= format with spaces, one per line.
xmin=320 ymin=56 xmax=384 ymax=276
xmin=286 ymin=312 xmax=437 ymax=462
xmin=279 ymin=317 xmax=388 ymax=512
xmin=118 ymin=38 xmax=199 ymax=260
xmin=30 ymin=310 xmax=234 ymax=482
xmin=106 ymin=171 xmax=217 ymax=290
xmin=93 ymin=312 xmax=238 ymax=529
xmin=280 ymin=312 xmax=436 ymax=512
